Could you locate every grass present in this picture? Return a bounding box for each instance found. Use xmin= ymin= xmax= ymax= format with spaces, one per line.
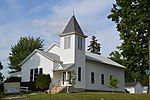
xmin=1 ymin=92 xmax=150 ymax=100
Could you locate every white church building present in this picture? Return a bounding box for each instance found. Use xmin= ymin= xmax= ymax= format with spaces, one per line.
xmin=19 ymin=15 xmax=125 ymax=92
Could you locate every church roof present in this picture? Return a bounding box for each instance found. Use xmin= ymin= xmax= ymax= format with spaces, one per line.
xmin=86 ymin=52 xmax=126 ymax=69
xmin=38 ymin=50 xmax=60 ymax=62
xmin=19 ymin=49 xmax=61 ymax=66
xmin=125 ymin=82 xmax=141 ymax=87
xmin=61 ymin=15 xmax=85 ymax=36
xmin=53 ymin=63 xmax=74 ymax=71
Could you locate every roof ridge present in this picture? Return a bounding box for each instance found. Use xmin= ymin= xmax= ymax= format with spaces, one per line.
xmin=61 ymin=15 xmax=84 ymax=35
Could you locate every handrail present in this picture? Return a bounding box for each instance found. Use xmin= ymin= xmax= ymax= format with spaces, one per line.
xmin=52 ymin=80 xmax=61 ymax=87
xmin=20 ymin=86 xmax=28 ymax=92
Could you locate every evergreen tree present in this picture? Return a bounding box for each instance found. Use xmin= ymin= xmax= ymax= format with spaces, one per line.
xmin=87 ymin=35 xmax=101 ymax=55
xmin=9 ymin=36 xmax=44 ymax=73
xmin=108 ymin=0 xmax=150 ymax=87
xmin=0 ymin=61 xmax=4 ymax=83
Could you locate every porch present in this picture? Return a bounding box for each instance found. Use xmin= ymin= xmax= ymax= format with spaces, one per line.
xmin=51 ymin=71 xmax=71 ymax=93
xmin=53 ymin=71 xmax=71 ymax=87
xmin=51 ymin=63 xmax=74 ymax=93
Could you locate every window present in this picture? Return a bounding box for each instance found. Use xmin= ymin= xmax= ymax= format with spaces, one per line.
xmin=101 ymin=74 xmax=104 ymax=85
xmin=78 ymin=37 xmax=82 ymax=50
xmin=30 ymin=69 xmax=33 ymax=81
xmin=34 ymin=68 xmax=38 ymax=80
xmin=68 ymin=72 xmax=71 ymax=80
xmin=30 ymin=68 xmax=43 ymax=81
xmin=64 ymin=36 xmax=71 ymax=49
xmin=78 ymin=67 xmax=81 ymax=81
xmin=91 ymin=72 xmax=95 ymax=83
xmin=39 ymin=68 xmax=43 ymax=74
xmin=110 ymin=75 xmax=113 ymax=80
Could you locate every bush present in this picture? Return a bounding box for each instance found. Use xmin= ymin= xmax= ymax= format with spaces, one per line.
xmin=4 ymin=77 xmax=21 ymax=83
xmin=21 ymin=81 xmax=36 ymax=91
xmin=35 ymin=74 xmax=51 ymax=91
xmin=0 ymin=83 xmax=4 ymax=92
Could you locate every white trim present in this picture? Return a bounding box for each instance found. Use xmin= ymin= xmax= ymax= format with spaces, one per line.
xmin=45 ymin=42 xmax=60 ymax=52
xmin=19 ymin=49 xmax=56 ymax=66
xmin=9 ymin=71 xmax=21 ymax=77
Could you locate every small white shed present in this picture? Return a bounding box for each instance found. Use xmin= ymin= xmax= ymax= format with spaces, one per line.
xmin=125 ymin=82 xmax=143 ymax=94
xmin=4 ymin=82 xmax=20 ymax=93
xmin=143 ymin=86 xmax=148 ymax=93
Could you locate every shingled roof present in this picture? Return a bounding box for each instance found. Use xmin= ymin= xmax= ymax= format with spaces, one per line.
xmin=125 ymin=82 xmax=141 ymax=87
xmin=86 ymin=52 xmax=126 ymax=69
xmin=62 ymin=15 xmax=85 ymax=35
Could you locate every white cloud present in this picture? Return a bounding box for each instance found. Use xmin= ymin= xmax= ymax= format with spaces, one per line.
xmin=31 ymin=17 xmax=66 ymax=35
xmin=0 ymin=0 xmax=120 ymax=77
xmin=52 ymin=0 xmax=114 ymax=17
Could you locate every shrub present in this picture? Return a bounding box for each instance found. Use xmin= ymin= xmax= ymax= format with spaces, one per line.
xmin=0 ymin=91 xmax=5 ymax=99
xmin=0 ymin=83 xmax=4 ymax=92
xmin=4 ymin=77 xmax=21 ymax=83
xmin=35 ymin=74 xmax=51 ymax=91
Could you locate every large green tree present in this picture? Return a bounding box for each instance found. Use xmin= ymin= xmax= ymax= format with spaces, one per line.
xmin=108 ymin=51 xmax=142 ymax=83
xmin=87 ymin=35 xmax=101 ymax=55
xmin=108 ymin=0 xmax=150 ymax=91
xmin=0 ymin=61 xmax=4 ymax=83
xmin=108 ymin=50 xmax=123 ymax=64
xmin=9 ymin=36 xmax=44 ymax=73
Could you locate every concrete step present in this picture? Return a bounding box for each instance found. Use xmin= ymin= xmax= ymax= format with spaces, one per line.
xmin=51 ymin=86 xmax=66 ymax=93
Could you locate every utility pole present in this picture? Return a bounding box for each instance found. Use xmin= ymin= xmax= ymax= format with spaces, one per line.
xmin=148 ymin=24 xmax=150 ymax=93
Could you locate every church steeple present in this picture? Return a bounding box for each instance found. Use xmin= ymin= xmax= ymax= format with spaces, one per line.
xmin=60 ymin=15 xmax=87 ymax=65
xmin=60 ymin=15 xmax=86 ymax=89
xmin=61 ymin=15 xmax=86 ymax=37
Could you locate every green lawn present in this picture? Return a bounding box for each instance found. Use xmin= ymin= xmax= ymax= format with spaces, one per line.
xmin=2 ymin=92 xmax=150 ymax=100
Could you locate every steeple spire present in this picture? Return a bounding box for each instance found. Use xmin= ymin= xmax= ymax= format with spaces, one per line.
xmin=73 ymin=8 xmax=74 ymax=16
xmin=61 ymin=15 xmax=85 ymax=36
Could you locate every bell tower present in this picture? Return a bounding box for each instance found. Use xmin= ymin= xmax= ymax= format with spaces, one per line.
xmin=60 ymin=15 xmax=87 ymax=89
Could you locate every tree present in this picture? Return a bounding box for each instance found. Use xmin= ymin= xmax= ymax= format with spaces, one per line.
xmin=0 ymin=61 xmax=4 ymax=83
xmin=108 ymin=0 xmax=150 ymax=91
xmin=87 ymin=35 xmax=101 ymax=55
xmin=67 ymin=71 xmax=76 ymax=86
xmin=109 ymin=77 xmax=119 ymax=93
xmin=67 ymin=71 xmax=76 ymax=93
xmin=4 ymin=76 xmax=21 ymax=83
xmin=35 ymin=74 xmax=51 ymax=90
xmin=9 ymin=36 xmax=44 ymax=73
xmin=108 ymin=51 xmax=133 ymax=82
xmin=108 ymin=51 xmax=123 ymax=64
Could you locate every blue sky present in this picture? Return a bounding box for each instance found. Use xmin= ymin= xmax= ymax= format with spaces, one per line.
xmin=0 ymin=0 xmax=121 ymax=77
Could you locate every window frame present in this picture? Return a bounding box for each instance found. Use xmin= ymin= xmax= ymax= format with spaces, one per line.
xmin=78 ymin=37 xmax=83 ymax=50
xmin=101 ymin=74 xmax=104 ymax=85
xmin=110 ymin=75 xmax=113 ymax=80
xmin=64 ymin=36 xmax=71 ymax=49
xmin=78 ymin=67 xmax=81 ymax=81
xmin=39 ymin=68 xmax=43 ymax=74
xmin=34 ymin=68 xmax=38 ymax=81
xmin=30 ymin=69 xmax=34 ymax=82
xmin=91 ymin=72 xmax=95 ymax=83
